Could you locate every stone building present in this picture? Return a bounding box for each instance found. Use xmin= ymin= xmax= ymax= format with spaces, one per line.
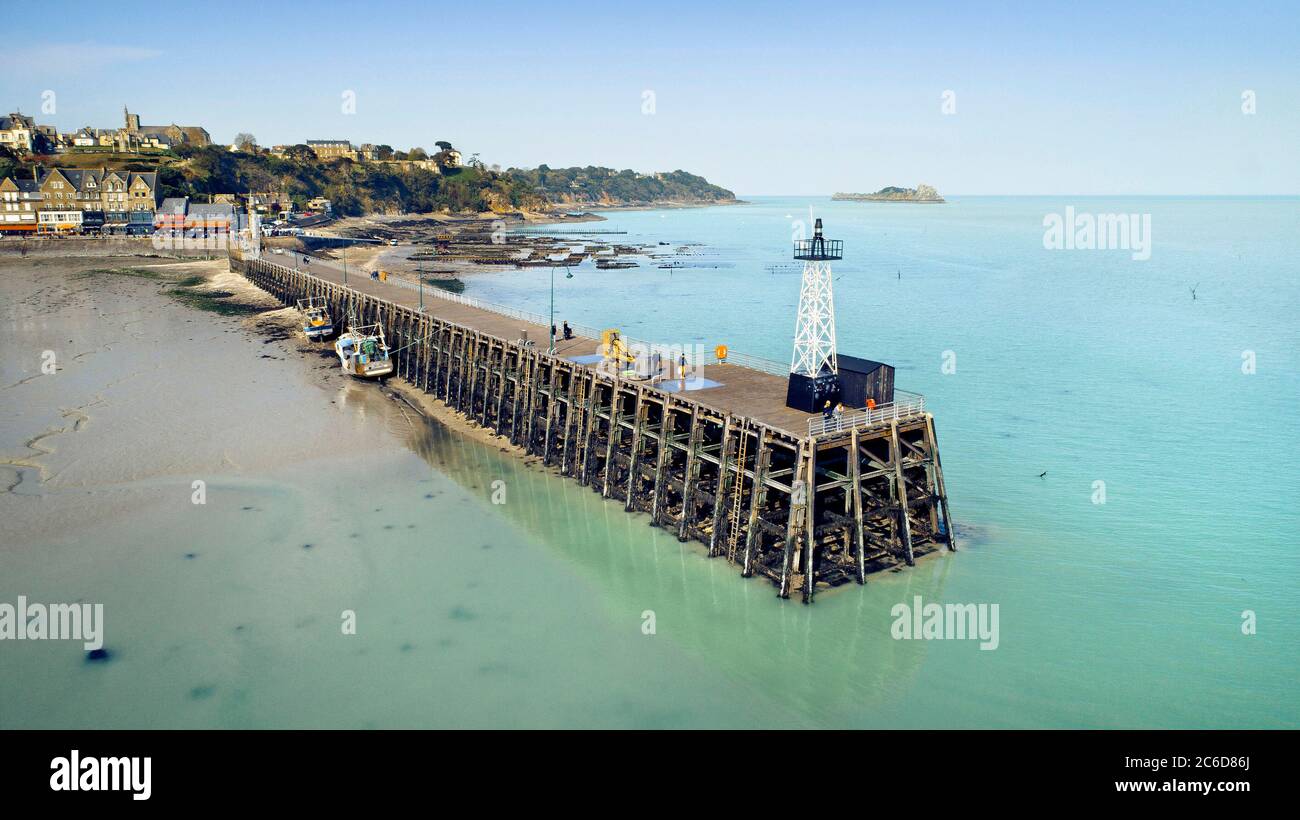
xmin=306 ymin=139 xmax=357 ymax=161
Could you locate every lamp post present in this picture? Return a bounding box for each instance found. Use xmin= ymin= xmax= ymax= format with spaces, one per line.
xmin=342 ymin=242 xmax=348 ymax=286
xmin=548 ymin=262 xmax=575 ymax=354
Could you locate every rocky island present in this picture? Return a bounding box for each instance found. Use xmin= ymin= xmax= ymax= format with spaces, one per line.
xmin=832 ymin=184 xmax=944 ymax=203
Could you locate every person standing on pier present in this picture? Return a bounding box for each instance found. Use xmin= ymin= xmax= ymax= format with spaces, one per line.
xmin=822 ymin=400 xmax=834 ymax=428
xmin=834 ymin=402 xmax=845 ymax=431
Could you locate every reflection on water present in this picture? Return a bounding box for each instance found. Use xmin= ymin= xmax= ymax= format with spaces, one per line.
xmin=4 ymin=232 xmax=1295 ymax=728
xmin=398 ymin=407 xmax=949 ymax=725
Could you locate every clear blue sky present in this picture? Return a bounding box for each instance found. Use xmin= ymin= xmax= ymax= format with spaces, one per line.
xmin=3 ymin=0 xmax=1296 ymax=195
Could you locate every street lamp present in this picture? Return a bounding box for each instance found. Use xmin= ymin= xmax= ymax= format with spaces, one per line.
xmin=549 ymin=263 xmax=574 ymax=353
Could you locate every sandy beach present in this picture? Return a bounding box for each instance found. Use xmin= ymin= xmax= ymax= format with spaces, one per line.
xmin=0 ymin=253 xmax=798 ymax=729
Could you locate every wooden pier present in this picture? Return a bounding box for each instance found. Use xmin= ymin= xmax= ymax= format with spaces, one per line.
xmin=231 ymin=251 xmax=956 ymax=602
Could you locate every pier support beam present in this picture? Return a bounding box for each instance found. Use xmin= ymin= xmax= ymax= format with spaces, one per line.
xmin=779 ymin=440 xmax=805 ymax=598
xmin=625 ymin=390 xmax=647 ymax=511
xmin=927 ymin=415 xmax=957 ymax=551
xmin=802 ymin=445 xmax=818 ymax=604
xmin=650 ymin=401 xmax=673 ymax=524
xmin=577 ymin=375 xmax=599 ymax=485
xmin=228 ymin=253 xmax=955 ymax=603
xmin=602 ymin=383 xmax=623 ymax=499
xmin=677 ymin=409 xmax=703 ymax=542
xmin=889 ymin=420 xmax=916 ymax=566
xmin=708 ymin=417 xmax=734 ymax=557
xmin=850 ymin=427 xmax=867 ymax=584
xmin=741 ymin=430 xmax=772 ymax=578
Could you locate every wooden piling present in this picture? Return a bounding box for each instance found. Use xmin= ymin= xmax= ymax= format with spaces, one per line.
xmin=230 ymin=253 xmax=955 ymax=603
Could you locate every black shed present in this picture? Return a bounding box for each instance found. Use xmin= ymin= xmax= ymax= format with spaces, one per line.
xmin=836 ymin=355 xmax=895 ymax=408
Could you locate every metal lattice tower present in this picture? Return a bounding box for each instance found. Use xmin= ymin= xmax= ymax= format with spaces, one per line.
xmin=790 ymin=219 xmax=843 ymax=377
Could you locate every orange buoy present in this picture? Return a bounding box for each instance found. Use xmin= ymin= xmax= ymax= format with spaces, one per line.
xmin=715 ymin=344 xmax=728 ymax=361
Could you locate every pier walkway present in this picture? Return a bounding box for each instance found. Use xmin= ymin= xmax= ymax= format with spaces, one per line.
xmin=234 ymin=249 xmax=954 ymax=602
xmin=266 ymin=250 xmax=916 ymax=438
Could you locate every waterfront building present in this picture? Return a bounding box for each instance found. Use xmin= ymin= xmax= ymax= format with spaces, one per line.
xmin=37 ymin=208 xmax=82 ymax=234
xmin=18 ymin=167 xmax=158 ymax=235
xmin=156 ymin=197 xmax=189 ymax=233
xmin=0 ymin=174 xmax=40 ymax=233
xmin=0 ymin=112 xmax=37 ymax=154
xmin=187 ymin=202 xmax=238 ymax=234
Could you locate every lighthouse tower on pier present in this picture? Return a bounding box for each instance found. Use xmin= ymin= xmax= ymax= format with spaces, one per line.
xmin=786 ymin=218 xmax=844 ymax=412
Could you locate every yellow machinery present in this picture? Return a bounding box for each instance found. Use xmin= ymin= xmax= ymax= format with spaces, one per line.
xmin=602 ymin=328 xmax=662 ymax=381
xmin=601 ymin=329 xmax=634 ymax=365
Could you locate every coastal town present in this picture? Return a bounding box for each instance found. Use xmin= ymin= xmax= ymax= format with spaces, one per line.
xmin=1 ymin=104 xmax=737 ymax=240
xmin=0 ymin=106 xmax=467 ymax=237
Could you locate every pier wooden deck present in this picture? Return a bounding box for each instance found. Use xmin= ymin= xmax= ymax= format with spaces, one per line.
xmin=275 ymin=252 xmax=817 ymax=435
xmin=234 ymin=251 xmax=955 ymax=602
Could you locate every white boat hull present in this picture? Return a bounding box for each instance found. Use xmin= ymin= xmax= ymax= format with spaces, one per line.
xmin=341 ymin=357 xmax=394 ymax=378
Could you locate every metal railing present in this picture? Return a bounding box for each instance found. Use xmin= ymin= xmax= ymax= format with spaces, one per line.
xmin=807 ymin=390 xmax=927 ymax=436
xmin=366 ymin=273 xmax=712 ymax=364
xmin=250 ymin=254 xmax=924 ymax=425
xmin=711 ymin=349 xmax=789 ymax=376
xmin=241 ymin=252 xmax=929 ymax=437
xmin=792 ymin=237 xmax=843 ymax=260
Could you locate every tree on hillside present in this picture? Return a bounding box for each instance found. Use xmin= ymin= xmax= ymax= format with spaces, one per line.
xmin=376 ymin=144 xmax=394 ymax=161
xmin=284 ymin=144 xmax=316 ymax=163
xmin=0 ymin=145 xmax=19 ymax=181
xmin=408 ymin=147 xmax=429 ymax=161
xmin=156 ymin=165 xmax=188 ymax=199
xmin=234 ymin=133 xmax=258 ymax=151
xmin=185 ymin=146 xmax=242 ymax=194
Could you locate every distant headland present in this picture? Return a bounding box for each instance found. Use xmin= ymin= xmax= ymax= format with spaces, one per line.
xmin=832 ymin=184 xmax=944 ymax=203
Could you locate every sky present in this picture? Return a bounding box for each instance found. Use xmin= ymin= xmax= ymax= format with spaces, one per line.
xmin=2 ymin=0 xmax=1296 ymax=195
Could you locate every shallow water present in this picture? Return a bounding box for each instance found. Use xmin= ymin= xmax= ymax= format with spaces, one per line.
xmin=2 ymin=193 xmax=1297 ymax=729
xmin=450 ymin=196 xmax=1300 ymax=727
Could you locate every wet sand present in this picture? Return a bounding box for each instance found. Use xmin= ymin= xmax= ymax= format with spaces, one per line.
xmin=0 ymin=255 xmax=800 ymax=729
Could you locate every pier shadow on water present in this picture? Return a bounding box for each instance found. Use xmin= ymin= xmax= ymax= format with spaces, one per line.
xmin=399 ymin=408 xmax=962 ymax=727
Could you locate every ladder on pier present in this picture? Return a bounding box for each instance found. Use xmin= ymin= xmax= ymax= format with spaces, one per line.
xmin=726 ymin=421 xmax=751 ymax=557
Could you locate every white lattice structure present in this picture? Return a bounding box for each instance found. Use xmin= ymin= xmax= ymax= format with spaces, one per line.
xmin=790 ymin=219 xmax=842 ymax=378
xmin=790 ymin=259 xmax=838 ymax=377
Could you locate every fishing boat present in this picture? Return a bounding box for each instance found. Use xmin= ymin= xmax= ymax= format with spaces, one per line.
xmin=334 ymin=323 xmax=394 ymax=379
xmin=295 ymin=297 xmax=334 ymax=340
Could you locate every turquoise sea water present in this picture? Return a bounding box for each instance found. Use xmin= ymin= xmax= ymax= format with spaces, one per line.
xmin=462 ymin=196 xmax=1300 ymax=727
xmin=2 ymin=197 xmax=1296 ymax=729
